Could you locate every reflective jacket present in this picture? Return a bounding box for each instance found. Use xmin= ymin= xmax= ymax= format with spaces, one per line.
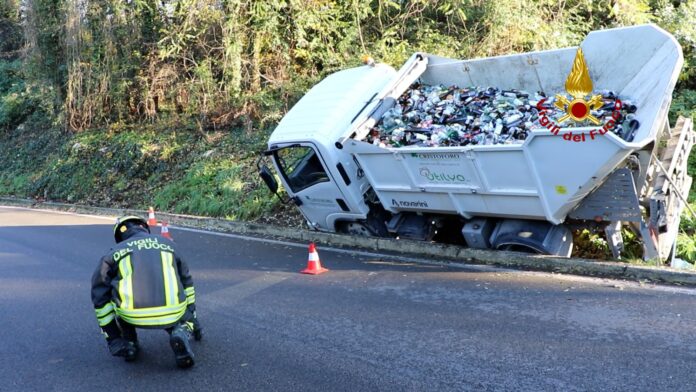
xmin=91 ymin=232 xmax=195 ymax=329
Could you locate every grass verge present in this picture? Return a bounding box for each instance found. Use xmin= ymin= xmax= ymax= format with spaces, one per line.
xmin=0 ymin=122 xmax=302 ymax=226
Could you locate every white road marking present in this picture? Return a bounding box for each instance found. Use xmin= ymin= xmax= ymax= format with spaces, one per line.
xmin=200 ymin=273 xmax=290 ymax=307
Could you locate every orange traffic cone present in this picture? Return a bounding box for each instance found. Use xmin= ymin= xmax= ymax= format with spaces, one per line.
xmin=301 ymin=243 xmax=328 ymax=275
xmin=161 ymin=222 xmax=173 ymax=240
xmin=147 ymin=207 xmax=158 ymax=226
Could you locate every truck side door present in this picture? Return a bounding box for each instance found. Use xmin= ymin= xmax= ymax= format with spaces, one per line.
xmin=273 ymin=144 xmax=349 ymax=231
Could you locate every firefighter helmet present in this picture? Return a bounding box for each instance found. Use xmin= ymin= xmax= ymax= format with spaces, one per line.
xmin=113 ymin=215 xmax=150 ymax=243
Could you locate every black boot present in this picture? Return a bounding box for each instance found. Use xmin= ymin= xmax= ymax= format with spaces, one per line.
xmin=192 ymin=318 xmax=203 ymax=341
xmin=124 ymin=341 xmax=138 ymax=362
xmin=169 ymin=323 xmax=195 ymax=368
xmin=120 ymin=325 xmax=139 ymax=362
xmin=108 ymin=338 xmax=137 ymax=362
xmin=108 ymin=338 xmax=127 ymax=356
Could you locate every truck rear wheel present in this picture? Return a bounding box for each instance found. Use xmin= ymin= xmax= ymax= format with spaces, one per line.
xmin=489 ymin=219 xmax=573 ymax=257
xmin=338 ymin=222 xmax=375 ymax=237
xmin=336 ymin=214 xmax=390 ymax=237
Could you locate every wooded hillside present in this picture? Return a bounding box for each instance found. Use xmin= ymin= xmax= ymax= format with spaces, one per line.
xmin=0 ymin=0 xmax=695 ymax=261
xmin=2 ymin=0 xmax=696 ymax=133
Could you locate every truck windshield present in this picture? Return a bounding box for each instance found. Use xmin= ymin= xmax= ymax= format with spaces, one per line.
xmin=274 ymin=146 xmax=329 ymax=193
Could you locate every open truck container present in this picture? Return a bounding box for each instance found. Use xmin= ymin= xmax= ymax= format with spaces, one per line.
xmin=261 ymin=24 xmax=695 ymax=261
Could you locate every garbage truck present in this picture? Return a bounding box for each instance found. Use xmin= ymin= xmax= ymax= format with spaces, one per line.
xmin=258 ymin=24 xmax=695 ymax=261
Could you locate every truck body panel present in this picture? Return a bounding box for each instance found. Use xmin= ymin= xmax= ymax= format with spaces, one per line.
xmin=344 ymin=24 xmax=683 ymax=224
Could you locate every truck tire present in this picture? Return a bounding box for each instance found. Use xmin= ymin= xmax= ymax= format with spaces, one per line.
xmin=490 ymin=220 xmax=573 ymax=257
xmin=337 ymin=222 xmax=376 ymax=237
xmin=336 ymin=217 xmax=390 ymax=237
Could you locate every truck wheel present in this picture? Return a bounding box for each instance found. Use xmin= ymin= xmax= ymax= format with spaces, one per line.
xmin=338 ymin=222 xmax=375 ymax=237
xmin=489 ymin=220 xmax=573 ymax=257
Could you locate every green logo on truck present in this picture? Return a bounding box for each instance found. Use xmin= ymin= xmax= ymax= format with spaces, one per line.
xmin=419 ymin=168 xmax=468 ymax=183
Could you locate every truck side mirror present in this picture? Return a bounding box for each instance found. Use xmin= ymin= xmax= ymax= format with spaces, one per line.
xmin=259 ymin=165 xmax=278 ymax=194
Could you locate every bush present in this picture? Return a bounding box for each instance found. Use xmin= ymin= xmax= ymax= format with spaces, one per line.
xmin=0 ymin=91 xmax=31 ymax=129
xmin=0 ymin=18 xmax=23 ymax=55
xmin=0 ymin=60 xmax=32 ymax=130
xmin=677 ymin=208 xmax=696 ymax=262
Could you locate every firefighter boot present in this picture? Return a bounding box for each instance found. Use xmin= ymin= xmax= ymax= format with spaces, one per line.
xmin=169 ymin=323 xmax=195 ymax=368
xmin=124 ymin=341 xmax=138 ymax=362
xmin=192 ymin=317 xmax=203 ymax=341
xmin=120 ymin=325 xmax=139 ymax=361
xmin=108 ymin=338 xmax=137 ymax=362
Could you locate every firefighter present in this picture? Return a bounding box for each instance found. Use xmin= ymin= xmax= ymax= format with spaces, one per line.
xmin=91 ymin=215 xmax=202 ymax=368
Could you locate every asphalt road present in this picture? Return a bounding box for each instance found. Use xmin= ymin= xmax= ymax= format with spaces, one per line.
xmin=1 ymin=206 xmax=696 ymax=391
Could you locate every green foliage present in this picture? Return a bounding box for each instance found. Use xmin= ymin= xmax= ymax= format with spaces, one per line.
xmin=0 ymin=90 xmax=29 ymax=129
xmin=0 ymin=12 xmax=23 ymax=54
xmin=677 ymin=232 xmax=696 ymax=262
xmin=591 ymin=207 xmax=696 ymax=264
xmin=24 ymin=0 xmax=67 ymax=107
xmin=29 ymin=128 xmax=190 ymax=204
xmin=654 ymin=0 xmax=696 ymax=89
xmin=153 ymin=159 xmax=275 ymax=220
xmin=572 ymin=227 xmax=644 ymax=261
xmin=2 ymin=0 xmax=695 ymax=132
xmin=0 ymin=58 xmax=66 ymax=130
xmin=0 ymin=60 xmax=31 ymax=129
xmin=677 ymin=208 xmax=696 ymax=262
xmin=573 ymin=229 xmax=611 ymax=259
xmin=670 ymin=89 xmax=696 ymax=122
xmin=0 ymin=120 xmax=283 ymax=221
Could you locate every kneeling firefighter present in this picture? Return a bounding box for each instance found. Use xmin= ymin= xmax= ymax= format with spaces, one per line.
xmin=91 ymin=216 xmax=202 ymax=368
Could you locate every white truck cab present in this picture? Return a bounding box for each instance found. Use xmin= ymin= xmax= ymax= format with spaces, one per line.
xmin=261 ymin=63 xmax=396 ymax=232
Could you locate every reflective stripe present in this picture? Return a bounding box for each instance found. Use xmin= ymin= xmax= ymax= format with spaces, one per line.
xmin=161 ymin=252 xmax=179 ymax=306
xmin=97 ymin=314 xmax=114 ymax=324
xmin=185 ymin=286 xmax=195 ymax=304
xmin=116 ymin=303 xmax=186 ymax=327
xmin=161 ymin=252 xmax=171 ymax=305
xmin=116 ymin=301 xmax=186 ymax=317
xmin=119 ymin=312 xmax=184 ymax=327
xmin=168 ymin=253 xmax=179 ymax=305
xmin=98 ymin=312 xmax=115 ymax=327
xmin=95 ymin=302 xmax=114 ymax=317
xmin=96 ymin=302 xmax=115 ymax=325
xmin=118 ymin=255 xmax=134 ymax=309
